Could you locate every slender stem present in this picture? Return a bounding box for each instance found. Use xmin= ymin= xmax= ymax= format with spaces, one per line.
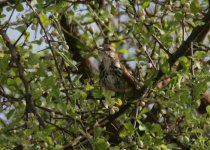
xmin=13 ymin=22 xmax=32 ymax=47
xmin=190 ymin=42 xmax=195 ymax=101
xmin=0 ymin=29 xmax=45 ymax=127
xmin=4 ymin=0 xmax=20 ymax=31
xmin=25 ymin=0 xmax=70 ymax=103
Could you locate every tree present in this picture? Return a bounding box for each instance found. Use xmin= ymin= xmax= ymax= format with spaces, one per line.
xmin=0 ymin=0 xmax=209 ymax=149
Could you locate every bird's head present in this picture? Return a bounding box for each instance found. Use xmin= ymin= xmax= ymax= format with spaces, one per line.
xmin=98 ymin=44 xmax=116 ymax=61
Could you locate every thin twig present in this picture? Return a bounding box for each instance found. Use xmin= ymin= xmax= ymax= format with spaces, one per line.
xmin=152 ymin=34 xmax=172 ymax=56
xmin=25 ymin=0 xmax=70 ymax=103
xmin=0 ymin=89 xmax=21 ymax=102
xmin=45 ymin=120 xmax=73 ymax=135
xmin=0 ymin=29 xmax=45 ymax=127
xmin=4 ymin=0 xmax=20 ymax=31
xmin=134 ymin=34 xmax=158 ymax=71
xmin=65 ymin=8 xmax=210 ymax=149
xmin=13 ymin=22 xmax=32 ymax=46
xmin=190 ymin=42 xmax=195 ymax=101
xmin=133 ymin=101 xmax=140 ymax=128
xmin=0 ymin=85 xmax=22 ymax=101
xmin=144 ymin=46 xmax=158 ymax=71
xmin=190 ymin=42 xmax=195 ymax=78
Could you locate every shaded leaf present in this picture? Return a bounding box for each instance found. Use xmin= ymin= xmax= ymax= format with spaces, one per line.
xmin=179 ymin=56 xmax=190 ymax=70
xmin=94 ymin=138 xmax=108 ymax=150
xmin=160 ymin=62 xmax=170 ymax=74
xmin=142 ymin=0 xmax=151 ymax=8
xmin=207 ymin=106 xmax=210 ymax=115
xmin=85 ymin=83 xmax=94 ymax=91
xmin=39 ymin=13 xmax=50 ymax=27
xmin=16 ymin=3 xmax=24 ymax=12
xmin=56 ymin=50 xmax=78 ymax=70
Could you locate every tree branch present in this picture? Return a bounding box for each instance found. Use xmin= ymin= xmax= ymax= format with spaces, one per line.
xmin=169 ymin=10 xmax=210 ymax=66
xmin=0 ymin=29 xmax=45 ymax=127
xmin=0 ymin=89 xmax=21 ymax=102
xmin=25 ymin=1 xmax=71 ymax=104
xmin=64 ymin=9 xmax=210 ymax=149
xmin=152 ymin=34 xmax=172 ymax=56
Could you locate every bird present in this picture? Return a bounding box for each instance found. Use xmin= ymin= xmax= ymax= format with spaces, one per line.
xmin=98 ymin=44 xmax=136 ymax=92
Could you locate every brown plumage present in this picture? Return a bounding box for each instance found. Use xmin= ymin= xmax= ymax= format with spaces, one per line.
xmin=99 ymin=44 xmax=136 ymax=92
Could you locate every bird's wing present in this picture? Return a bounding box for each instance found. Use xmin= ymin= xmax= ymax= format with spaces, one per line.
xmin=122 ymin=67 xmax=136 ymax=90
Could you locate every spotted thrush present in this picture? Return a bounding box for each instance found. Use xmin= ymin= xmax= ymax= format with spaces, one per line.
xmin=99 ymin=44 xmax=136 ymax=92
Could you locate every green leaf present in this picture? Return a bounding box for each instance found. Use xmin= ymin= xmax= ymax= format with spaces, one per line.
xmin=31 ymin=40 xmax=42 ymax=45
xmin=191 ymin=128 xmax=204 ymax=134
xmin=94 ymin=138 xmax=108 ymax=150
xmin=94 ymin=127 xmax=103 ymax=138
xmin=192 ymin=82 xmax=207 ymax=100
xmin=139 ymin=124 xmax=146 ymax=131
xmin=84 ymin=83 xmax=94 ymax=91
xmin=124 ymin=122 xmax=135 ymax=135
xmin=179 ymin=56 xmax=190 ymax=70
xmin=110 ymin=146 xmax=120 ymax=150
xmin=0 ymin=52 xmax=4 ymax=58
xmin=164 ymin=34 xmax=173 ymax=48
xmin=6 ymin=109 xmax=15 ymax=119
xmin=154 ymin=25 xmax=165 ymax=35
xmin=118 ymin=48 xmax=128 ymax=55
xmin=46 ymin=2 xmax=65 ymax=13
xmin=152 ymin=124 xmax=163 ymax=137
xmin=142 ymin=0 xmax=151 ymax=8
xmin=119 ymin=122 xmax=136 ymax=138
xmin=103 ymin=90 xmax=113 ymax=100
xmin=160 ymin=62 xmax=170 ymax=74
xmin=175 ymin=11 xmax=183 ymax=20
xmin=190 ymin=0 xmax=200 ymax=13
xmin=139 ymin=107 xmax=149 ymax=116
xmin=92 ymin=88 xmax=103 ymax=99
xmin=119 ymin=129 xmax=127 ymax=138
xmin=16 ymin=3 xmax=24 ymax=12
xmin=6 ymin=6 xmax=12 ymax=12
xmin=7 ymin=78 xmax=15 ymax=86
xmin=111 ymin=5 xmax=117 ymax=15
xmin=194 ymin=20 xmax=205 ymax=26
xmin=206 ymin=106 xmax=210 ymax=115
xmin=145 ymin=79 xmax=153 ymax=87
xmin=0 ymin=134 xmax=7 ymax=144
xmin=158 ymin=144 xmax=168 ymax=150
xmin=39 ymin=13 xmax=50 ymax=27
xmin=46 ymin=137 xmax=54 ymax=145
xmin=27 ymin=53 xmax=39 ymax=65
xmin=56 ymin=51 xmax=78 ymax=70
xmin=56 ymin=103 xmax=67 ymax=114
xmin=15 ymin=25 xmax=26 ymax=33
xmin=71 ymin=89 xmax=87 ymax=100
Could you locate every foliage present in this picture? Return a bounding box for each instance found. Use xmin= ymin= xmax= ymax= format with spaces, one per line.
xmin=0 ymin=0 xmax=209 ymax=149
